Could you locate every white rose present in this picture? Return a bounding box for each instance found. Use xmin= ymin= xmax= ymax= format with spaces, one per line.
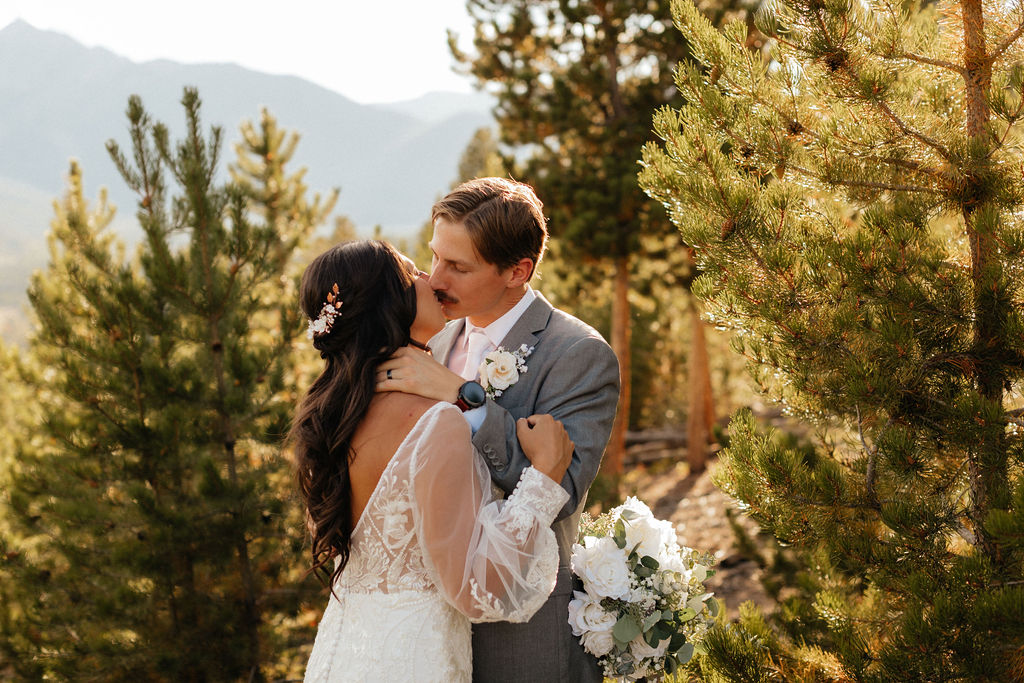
xmin=658 ymin=550 xmax=686 ymax=575
xmin=567 ymin=591 xmax=591 ymax=636
xmin=630 ymin=633 xmax=671 ymax=661
xmin=582 ymin=628 xmax=615 ymax=657
xmin=580 ymin=599 xmax=617 ymax=633
xmin=483 ymin=351 xmax=519 ymax=390
xmin=568 ymin=590 xmax=617 ymax=635
xmin=624 ymin=516 xmax=677 ymax=560
xmin=617 ymin=496 xmax=653 ymax=520
xmin=571 ymin=536 xmax=632 ymax=599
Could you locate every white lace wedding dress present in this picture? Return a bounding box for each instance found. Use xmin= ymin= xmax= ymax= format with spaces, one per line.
xmin=303 ymin=402 xmax=568 ymax=683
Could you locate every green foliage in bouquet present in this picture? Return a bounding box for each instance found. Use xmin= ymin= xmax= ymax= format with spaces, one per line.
xmin=640 ymin=0 xmax=1024 ymax=678
xmin=1 ymin=90 xmax=335 ymax=680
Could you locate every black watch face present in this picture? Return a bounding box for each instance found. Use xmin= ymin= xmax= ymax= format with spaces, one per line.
xmin=461 ymin=381 xmax=486 ymax=407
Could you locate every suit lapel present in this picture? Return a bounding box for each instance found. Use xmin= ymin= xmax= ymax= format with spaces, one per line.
xmin=490 ymin=294 xmax=553 ymax=404
xmin=429 ymin=319 xmax=466 ymax=367
xmin=498 ymin=292 xmax=553 ymax=352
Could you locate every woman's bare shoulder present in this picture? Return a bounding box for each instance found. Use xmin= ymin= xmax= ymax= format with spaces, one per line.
xmin=369 ymin=393 xmax=442 ymax=431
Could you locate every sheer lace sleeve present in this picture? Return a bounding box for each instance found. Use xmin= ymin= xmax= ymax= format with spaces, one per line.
xmin=409 ymin=404 xmax=569 ymax=623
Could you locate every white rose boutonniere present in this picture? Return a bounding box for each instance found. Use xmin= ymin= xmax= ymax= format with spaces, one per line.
xmin=478 ymin=344 xmax=533 ymax=398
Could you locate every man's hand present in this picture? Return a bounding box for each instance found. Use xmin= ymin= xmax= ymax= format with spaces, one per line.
xmin=516 ymin=414 xmax=573 ymax=484
xmin=376 ymin=346 xmax=465 ymax=402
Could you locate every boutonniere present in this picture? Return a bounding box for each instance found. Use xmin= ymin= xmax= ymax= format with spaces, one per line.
xmin=478 ymin=344 xmax=534 ymax=399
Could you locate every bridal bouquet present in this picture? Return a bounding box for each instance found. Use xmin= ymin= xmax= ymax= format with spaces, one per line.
xmin=568 ymin=497 xmax=717 ymax=680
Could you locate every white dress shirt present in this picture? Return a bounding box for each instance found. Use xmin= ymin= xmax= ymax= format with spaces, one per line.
xmin=449 ymin=288 xmax=537 ymax=431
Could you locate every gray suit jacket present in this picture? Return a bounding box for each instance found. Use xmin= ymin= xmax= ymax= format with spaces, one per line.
xmin=430 ymin=292 xmax=619 ymax=682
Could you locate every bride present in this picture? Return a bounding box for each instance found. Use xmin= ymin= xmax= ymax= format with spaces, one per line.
xmin=291 ymin=241 xmax=573 ymax=682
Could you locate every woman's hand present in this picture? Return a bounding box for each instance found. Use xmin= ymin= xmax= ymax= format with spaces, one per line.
xmin=377 ymin=346 xmax=464 ymax=402
xmin=516 ymin=414 xmax=573 ymax=484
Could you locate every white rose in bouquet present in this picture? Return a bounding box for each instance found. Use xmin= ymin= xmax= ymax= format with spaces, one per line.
xmin=479 ymin=350 xmax=518 ymax=390
xmin=582 ymin=628 xmax=616 ymax=657
xmin=571 ymin=535 xmax=631 ymax=599
xmin=568 ymin=591 xmax=617 ymax=636
xmin=624 ymin=515 xmax=678 ymax=560
xmin=618 ymin=495 xmax=654 ymax=519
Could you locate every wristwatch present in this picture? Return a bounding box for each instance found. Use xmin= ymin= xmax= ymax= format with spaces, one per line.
xmin=454 ymin=381 xmax=486 ymax=412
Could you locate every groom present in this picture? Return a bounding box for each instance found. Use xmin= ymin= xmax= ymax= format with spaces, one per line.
xmin=378 ymin=177 xmax=619 ymax=682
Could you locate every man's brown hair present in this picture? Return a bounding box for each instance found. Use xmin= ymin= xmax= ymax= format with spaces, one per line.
xmin=431 ymin=177 xmax=548 ymax=276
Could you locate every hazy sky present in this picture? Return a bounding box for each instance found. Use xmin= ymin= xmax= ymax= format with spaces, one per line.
xmin=0 ymin=0 xmax=477 ymax=103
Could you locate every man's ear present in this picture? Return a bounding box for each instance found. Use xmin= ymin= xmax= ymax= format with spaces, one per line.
xmin=505 ymin=257 xmax=536 ymax=288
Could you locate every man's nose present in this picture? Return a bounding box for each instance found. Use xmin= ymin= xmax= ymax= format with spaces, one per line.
xmin=427 ymin=269 xmax=444 ymax=289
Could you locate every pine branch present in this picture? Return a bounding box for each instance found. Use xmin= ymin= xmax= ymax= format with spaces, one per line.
xmin=899 ymin=51 xmax=966 ymax=76
xmin=987 ymin=15 xmax=1024 ymax=65
xmin=855 ymin=405 xmax=886 ymax=506
xmin=791 ymin=165 xmax=941 ymax=194
xmin=873 ymin=99 xmax=952 ymax=159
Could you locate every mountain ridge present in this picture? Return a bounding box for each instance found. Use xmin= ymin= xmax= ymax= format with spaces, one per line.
xmin=0 ymin=19 xmax=495 ymax=337
xmin=0 ymin=19 xmax=493 ymax=233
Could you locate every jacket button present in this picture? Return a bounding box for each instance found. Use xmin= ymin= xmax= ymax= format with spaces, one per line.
xmin=484 ymin=446 xmax=494 ymax=455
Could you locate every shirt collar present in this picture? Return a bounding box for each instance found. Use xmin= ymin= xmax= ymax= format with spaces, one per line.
xmin=467 ymin=288 xmax=537 ymax=348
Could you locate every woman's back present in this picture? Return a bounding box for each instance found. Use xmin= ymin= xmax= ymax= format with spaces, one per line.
xmin=347 ymin=393 xmax=439 ymax=525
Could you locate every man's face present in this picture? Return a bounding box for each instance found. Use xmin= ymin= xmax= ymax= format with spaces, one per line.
xmin=428 ymin=217 xmax=513 ymax=326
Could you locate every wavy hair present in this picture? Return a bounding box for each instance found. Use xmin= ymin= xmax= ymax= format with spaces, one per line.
xmin=288 ymin=240 xmax=417 ymax=588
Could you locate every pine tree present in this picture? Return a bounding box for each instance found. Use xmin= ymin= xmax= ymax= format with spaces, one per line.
xmin=641 ymin=0 xmax=1024 ymax=678
xmin=4 ymin=90 xmax=334 ymax=680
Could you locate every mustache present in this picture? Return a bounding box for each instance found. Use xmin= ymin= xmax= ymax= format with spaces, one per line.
xmin=434 ymin=291 xmax=457 ymax=304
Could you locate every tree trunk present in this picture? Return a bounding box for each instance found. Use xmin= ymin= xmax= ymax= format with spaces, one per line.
xmin=602 ymin=255 xmax=631 ymax=481
xmin=961 ymin=0 xmax=1009 ymax=561
xmin=687 ymin=301 xmax=715 ymax=473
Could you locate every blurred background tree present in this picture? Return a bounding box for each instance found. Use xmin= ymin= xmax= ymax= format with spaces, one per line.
xmin=642 ymin=0 xmax=1024 ymax=677
xmin=0 ymin=90 xmax=336 ymax=681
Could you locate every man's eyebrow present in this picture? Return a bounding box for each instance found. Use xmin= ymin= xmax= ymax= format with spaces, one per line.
xmin=430 ymin=245 xmax=474 ymax=269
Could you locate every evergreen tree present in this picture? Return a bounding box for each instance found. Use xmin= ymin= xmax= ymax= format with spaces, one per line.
xmin=452 ymin=0 xmax=737 ymax=479
xmin=641 ymin=0 xmax=1024 ymax=678
xmin=4 ymin=90 xmax=334 ymax=680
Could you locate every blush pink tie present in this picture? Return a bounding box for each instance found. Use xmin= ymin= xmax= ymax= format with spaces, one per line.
xmin=460 ymin=329 xmax=491 ymax=380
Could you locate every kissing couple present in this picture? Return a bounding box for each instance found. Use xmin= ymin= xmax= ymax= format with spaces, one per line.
xmin=293 ymin=178 xmax=620 ymax=682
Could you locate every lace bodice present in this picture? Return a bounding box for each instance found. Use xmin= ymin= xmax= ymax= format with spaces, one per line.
xmin=304 ymin=402 xmax=569 ymax=682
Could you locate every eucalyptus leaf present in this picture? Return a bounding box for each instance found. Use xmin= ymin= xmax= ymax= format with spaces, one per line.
xmin=613 ymin=614 xmax=642 ymax=643
xmin=640 ymin=555 xmax=660 ymax=570
xmin=677 ymin=641 xmax=695 ymax=664
xmin=619 ymin=509 xmax=638 ymax=522
xmin=635 ymin=565 xmax=654 ymax=578
xmin=677 ymin=607 xmax=697 ymax=622
xmin=642 ymin=611 xmax=661 ymax=631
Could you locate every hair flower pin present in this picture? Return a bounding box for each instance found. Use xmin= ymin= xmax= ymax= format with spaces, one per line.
xmin=306 ymin=283 xmax=343 ymax=340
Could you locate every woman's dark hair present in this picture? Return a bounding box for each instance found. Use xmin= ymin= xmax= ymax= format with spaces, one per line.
xmin=288 ymin=240 xmax=417 ymax=588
